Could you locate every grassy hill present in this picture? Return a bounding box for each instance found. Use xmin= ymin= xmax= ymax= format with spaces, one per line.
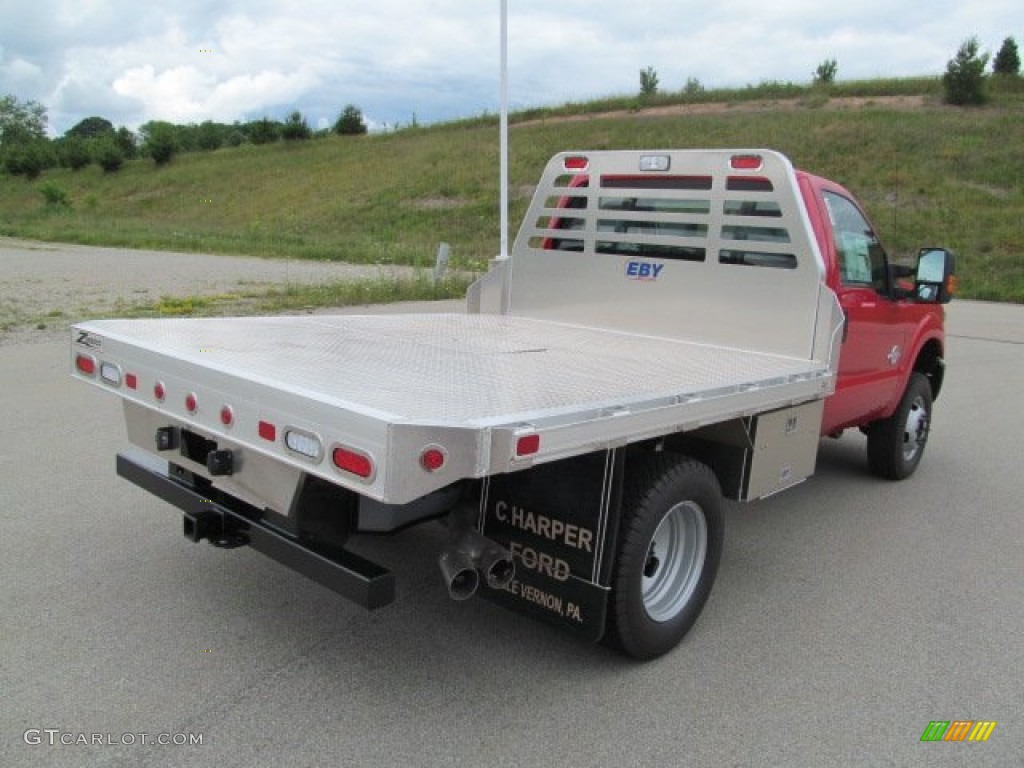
xmin=1 ymin=78 xmax=1022 ymax=302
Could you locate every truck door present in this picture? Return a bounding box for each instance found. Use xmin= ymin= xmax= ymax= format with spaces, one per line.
xmin=819 ymin=190 xmax=909 ymax=433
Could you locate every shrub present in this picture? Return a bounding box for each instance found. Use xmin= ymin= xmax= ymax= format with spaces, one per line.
xmin=249 ymin=118 xmax=280 ymax=145
xmin=943 ymin=37 xmax=990 ymax=105
xmin=96 ymin=139 xmax=124 ymax=173
xmin=146 ymin=123 xmax=177 ymax=165
xmin=333 ymin=105 xmax=367 ymax=135
xmin=39 ymin=180 xmax=70 ymax=207
xmin=62 ymin=137 xmax=92 ymax=170
xmin=3 ymin=140 xmax=54 ymax=179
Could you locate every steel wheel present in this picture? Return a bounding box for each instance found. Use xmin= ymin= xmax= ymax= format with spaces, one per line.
xmin=901 ymin=393 xmax=930 ymax=464
xmin=868 ymin=372 xmax=934 ymax=480
xmin=642 ymin=501 xmax=708 ymax=623
xmin=607 ymin=455 xmax=723 ymax=659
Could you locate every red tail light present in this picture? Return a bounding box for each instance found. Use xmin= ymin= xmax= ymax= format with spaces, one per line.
xmin=75 ymin=354 xmax=97 ymax=376
xmin=516 ymin=434 xmax=541 ymax=457
xmin=333 ymin=445 xmax=374 ymax=479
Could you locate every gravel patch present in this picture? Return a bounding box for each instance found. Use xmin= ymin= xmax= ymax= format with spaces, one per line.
xmin=0 ymin=238 xmax=419 ymax=346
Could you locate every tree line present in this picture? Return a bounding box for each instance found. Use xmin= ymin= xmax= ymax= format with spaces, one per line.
xmin=0 ymin=102 xmax=369 ymax=180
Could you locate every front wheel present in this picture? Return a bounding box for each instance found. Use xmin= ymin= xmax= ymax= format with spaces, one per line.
xmin=867 ymin=372 xmax=933 ymax=480
xmin=607 ymin=455 xmax=724 ymax=659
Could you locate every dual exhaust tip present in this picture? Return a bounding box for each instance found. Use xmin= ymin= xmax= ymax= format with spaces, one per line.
xmin=438 ymin=530 xmax=515 ymax=601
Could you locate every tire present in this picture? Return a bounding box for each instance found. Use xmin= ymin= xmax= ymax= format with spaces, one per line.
xmin=867 ymin=372 xmax=933 ymax=480
xmin=607 ymin=455 xmax=724 ymax=660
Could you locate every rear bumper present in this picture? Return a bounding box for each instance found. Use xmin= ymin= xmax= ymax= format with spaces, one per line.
xmin=116 ymin=450 xmax=395 ymax=609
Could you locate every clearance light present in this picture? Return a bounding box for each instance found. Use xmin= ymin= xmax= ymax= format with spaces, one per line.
xmin=99 ymin=361 xmax=122 ymax=387
xmin=516 ymin=434 xmax=541 ymax=457
xmin=419 ymin=446 xmax=447 ymax=472
xmin=332 ymin=445 xmax=374 ymax=480
xmin=125 ymin=373 xmax=138 ymax=390
xmin=564 ymin=156 xmax=589 ymax=172
xmin=154 ymin=381 xmax=166 ymax=402
xmin=285 ymin=429 xmax=323 ymax=461
xmin=639 ymin=155 xmax=671 ymax=172
xmin=258 ymin=421 xmax=277 ymax=442
xmin=730 ymin=154 xmax=763 ymax=171
xmin=75 ymin=354 xmax=97 ymax=377
xmin=220 ymin=405 xmax=234 ymax=427
xmin=185 ymin=392 xmax=198 ymax=414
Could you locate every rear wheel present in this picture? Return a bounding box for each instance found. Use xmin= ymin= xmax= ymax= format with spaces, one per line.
xmin=867 ymin=372 xmax=933 ymax=480
xmin=607 ymin=455 xmax=724 ymax=659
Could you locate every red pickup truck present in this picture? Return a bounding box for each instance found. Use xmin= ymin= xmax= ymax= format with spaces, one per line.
xmin=72 ymin=149 xmax=955 ymax=658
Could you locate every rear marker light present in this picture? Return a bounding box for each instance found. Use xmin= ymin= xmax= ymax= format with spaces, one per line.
xmin=285 ymin=429 xmax=323 ymax=461
xmin=185 ymin=393 xmax=198 ymax=414
xmin=154 ymin=381 xmax=166 ymax=402
xmin=99 ymin=361 xmax=122 ymax=386
xmin=332 ymin=445 xmax=374 ymax=480
xmin=516 ymin=434 xmax=541 ymax=457
xmin=258 ymin=421 xmax=277 ymax=442
xmin=730 ymin=154 xmax=763 ymax=171
xmin=420 ymin=446 xmax=447 ymax=472
xmin=564 ymin=156 xmax=589 ymax=172
xmin=75 ymin=354 xmax=97 ymax=376
xmin=125 ymin=373 xmax=138 ymax=390
xmin=220 ymin=405 xmax=234 ymax=427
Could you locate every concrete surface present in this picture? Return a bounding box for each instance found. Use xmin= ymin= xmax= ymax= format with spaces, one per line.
xmin=0 ymin=245 xmax=1021 ymax=767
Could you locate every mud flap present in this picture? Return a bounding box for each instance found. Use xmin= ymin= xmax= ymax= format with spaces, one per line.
xmin=476 ymin=448 xmax=624 ymax=642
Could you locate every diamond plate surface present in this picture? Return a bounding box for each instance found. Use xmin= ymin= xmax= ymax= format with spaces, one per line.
xmin=86 ymin=314 xmax=823 ymax=427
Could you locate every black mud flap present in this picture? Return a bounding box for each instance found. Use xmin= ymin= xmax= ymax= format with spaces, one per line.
xmin=476 ymin=449 xmax=624 ymax=642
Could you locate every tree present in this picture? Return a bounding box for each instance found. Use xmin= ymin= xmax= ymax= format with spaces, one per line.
xmin=993 ymin=37 xmax=1020 ymax=76
xmin=141 ymin=121 xmax=178 ymax=165
xmin=0 ymin=94 xmax=47 ymax=148
xmin=115 ymin=126 xmax=137 ymax=159
xmin=333 ymin=105 xmax=367 ymax=135
xmin=639 ymin=66 xmax=659 ymax=97
xmin=281 ymin=110 xmax=312 ymax=141
xmin=195 ymin=120 xmax=224 ymax=151
xmin=66 ymin=116 xmax=114 ymax=139
xmin=814 ymin=59 xmax=838 ymax=86
xmin=943 ymin=37 xmax=990 ymax=105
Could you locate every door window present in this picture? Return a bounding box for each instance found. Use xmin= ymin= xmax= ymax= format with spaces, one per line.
xmin=823 ymin=192 xmax=889 ymax=294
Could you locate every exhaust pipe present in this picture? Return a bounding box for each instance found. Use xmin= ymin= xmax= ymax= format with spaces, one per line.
xmin=439 ymin=548 xmax=479 ymax=601
xmin=438 ymin=508 xmax=515 ymax=600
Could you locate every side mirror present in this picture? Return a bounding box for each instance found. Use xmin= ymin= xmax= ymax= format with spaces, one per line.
xmin=914 ymin=248 xmax=957 ymax=304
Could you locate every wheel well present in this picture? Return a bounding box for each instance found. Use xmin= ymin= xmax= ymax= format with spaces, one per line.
xmin=913 ymin=339 xmax=945 ymax=401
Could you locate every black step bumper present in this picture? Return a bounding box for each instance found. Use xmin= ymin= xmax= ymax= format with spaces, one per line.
xmin=116 ymin=451 xmax=395 ymax=609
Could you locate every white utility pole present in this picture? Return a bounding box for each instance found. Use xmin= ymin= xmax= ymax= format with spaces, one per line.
xmin=499 ymin=0 xmax=510 ymax=260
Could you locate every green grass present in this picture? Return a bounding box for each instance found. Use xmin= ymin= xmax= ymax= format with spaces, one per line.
xmin=1 ymin=76 xmax=1022 ymax=301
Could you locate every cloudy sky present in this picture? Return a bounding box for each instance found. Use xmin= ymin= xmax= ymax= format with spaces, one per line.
xmin=1 ymin=0 xmax=1021 ymax=136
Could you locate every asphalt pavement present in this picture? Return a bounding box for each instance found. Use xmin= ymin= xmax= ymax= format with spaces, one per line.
xmin=1 ymin=299 xmax=1021 ymax=768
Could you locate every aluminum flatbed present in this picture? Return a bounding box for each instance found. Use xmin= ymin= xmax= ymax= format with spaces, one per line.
xmin=74 ymin=311 xmax=833 ymax=505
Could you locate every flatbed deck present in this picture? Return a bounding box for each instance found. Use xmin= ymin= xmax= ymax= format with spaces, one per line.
xmin=75 ymin=312 xmax=833 ymax=504
xmin=79 ymin=313 xmax=828 ymax=423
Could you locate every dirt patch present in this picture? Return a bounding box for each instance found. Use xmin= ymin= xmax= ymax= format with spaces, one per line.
xmin=518 ymin=94 xmax=929 ymax=127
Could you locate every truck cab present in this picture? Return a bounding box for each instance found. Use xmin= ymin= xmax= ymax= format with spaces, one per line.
xmin=796 ymin=172 xmax=951 ymax=477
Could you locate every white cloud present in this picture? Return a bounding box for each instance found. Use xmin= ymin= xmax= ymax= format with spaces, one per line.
xmin=1 ymin=0 xmax=1020 ymax=135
